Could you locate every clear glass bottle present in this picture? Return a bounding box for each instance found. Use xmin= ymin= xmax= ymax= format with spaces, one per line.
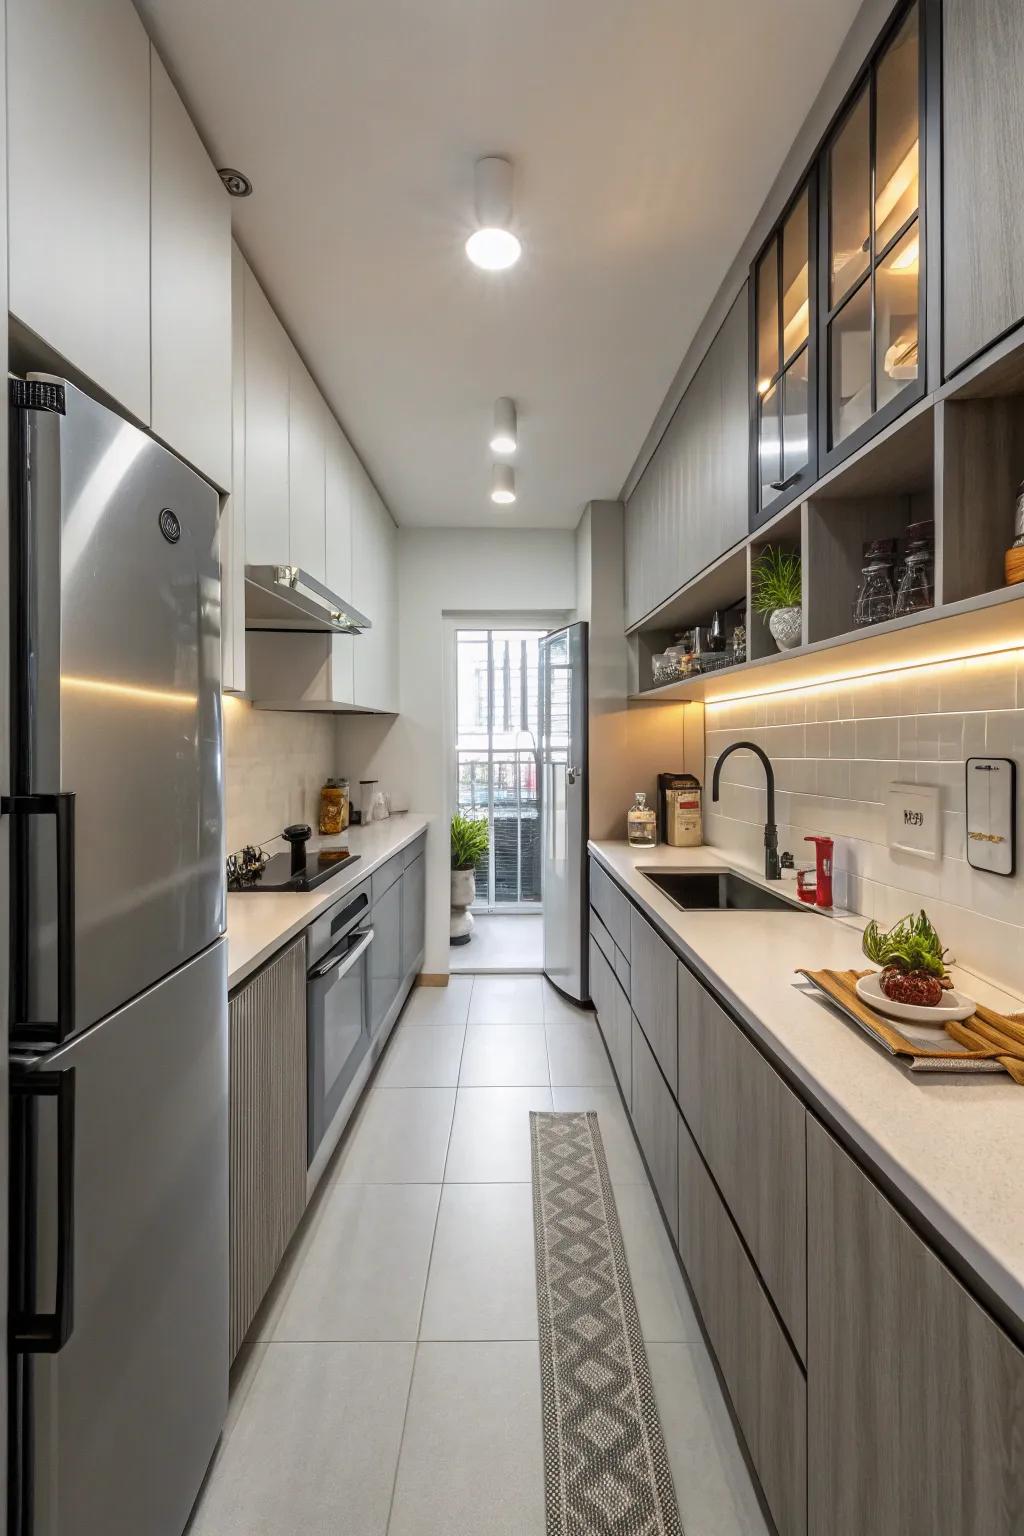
xmin=854 ymin=556 xmax=896 ymax=627
xmin=627 ymin=791 xmax=657 ymax=848
xmin=895 ymin=543 xmax=933 ymax=616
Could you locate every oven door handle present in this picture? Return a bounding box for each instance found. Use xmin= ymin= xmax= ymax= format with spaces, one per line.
xmin=313 ymin=927 xmax=374 ymax=980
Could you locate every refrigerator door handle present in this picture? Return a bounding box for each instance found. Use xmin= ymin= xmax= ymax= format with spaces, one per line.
xmin=3 ymin=791 xmax=77 ymax=1044
xmin=10 ymin=1065 xmax=76 ymax=1353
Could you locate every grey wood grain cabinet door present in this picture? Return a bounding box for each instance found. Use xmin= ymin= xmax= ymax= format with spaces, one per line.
xmin=677 ymin=962 xmax=807 ymax=1356
xmin=589 ymin=858 xmax=631 ymax=957
xmin=678 ymin=1114 xmax=807 ymax=1536
xmin=228 ymin=937 xmax=307 ymax=1358
xmin=629 ymin=907 xmax=677 ymax=1091
xmin=944 ymin=0 xmax=1024 ymax=374
xmin=807 ymin=1118 xmax=1024 ymax=1534
xmin=401 ymin=851 xmax=425 ymax=983
xmin=630 ymin=1014 xmax=678 ymax=1239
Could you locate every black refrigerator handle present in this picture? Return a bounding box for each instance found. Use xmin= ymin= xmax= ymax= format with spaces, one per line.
xmin=10 ymin=1066 xmax=76 ymax=1353
xmin=3 ymin=792 xmax=76 ymax=1045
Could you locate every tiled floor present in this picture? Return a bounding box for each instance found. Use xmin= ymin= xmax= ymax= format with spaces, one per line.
xmin=187 ymin=974 xmax=770 ymax=1536
xmin=449 ymin=912 xmax=544 ymax=973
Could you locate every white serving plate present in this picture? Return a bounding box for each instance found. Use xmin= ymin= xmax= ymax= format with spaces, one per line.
xmin=855 ymin=971 xmax=975 ymax=1025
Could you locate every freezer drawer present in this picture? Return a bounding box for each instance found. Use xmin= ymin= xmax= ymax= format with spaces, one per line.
xmin=10 ymin=940 xmax=229 ymax=1536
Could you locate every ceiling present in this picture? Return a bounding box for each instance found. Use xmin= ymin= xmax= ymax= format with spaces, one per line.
xmin=137 ymin=0 xmax=861 ymax=528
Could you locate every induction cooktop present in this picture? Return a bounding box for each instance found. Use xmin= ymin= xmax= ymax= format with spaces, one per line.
xmin=227 ymin=841 xmax=361 ymax=893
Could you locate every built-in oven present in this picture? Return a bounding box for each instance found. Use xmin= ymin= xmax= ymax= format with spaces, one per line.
xmin=306 ymin=882 xmax=374 ymax=1168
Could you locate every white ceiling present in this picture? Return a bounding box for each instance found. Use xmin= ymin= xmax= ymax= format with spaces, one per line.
xmin=137 ymin=0 xmax=861 ymax=528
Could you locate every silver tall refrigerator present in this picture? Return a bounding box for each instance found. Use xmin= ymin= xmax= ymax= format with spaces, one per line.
xmin=539 ymin=622 xmax=589 ymax=1003
xmin=7 ymin=379 xmax=229 ymax=1535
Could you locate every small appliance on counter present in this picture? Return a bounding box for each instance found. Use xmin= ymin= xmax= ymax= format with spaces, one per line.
xmin=658 ymin=772 xmax=703 ymax=847
xmin=800 ymin=834 xmax=834 ymax=907
xmin=227 ymin=823 xmax=361 ymax=892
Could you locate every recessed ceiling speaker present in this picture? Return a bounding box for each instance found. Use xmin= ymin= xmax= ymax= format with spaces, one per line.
xmin=219 ymin=167 xmax=253 ymax=197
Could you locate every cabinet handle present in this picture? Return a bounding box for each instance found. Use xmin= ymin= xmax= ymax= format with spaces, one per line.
xmin=313 ymin=927 xmax=374 ymax=980
xmin=3 ymin=792 xmax=77 ymax=1046
xmin=10 ymin=1065 xmax=76 ymax=1354
xmin=768 ymin=471 xmax=801 ymax=493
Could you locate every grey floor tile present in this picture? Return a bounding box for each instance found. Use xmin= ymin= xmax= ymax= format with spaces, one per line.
xmin=388 ymin=1343 xmax=545 ymax=1536
xmin=333 ymin=1088 xmax=456 ymax=1184
xmin=545 ymin=1020 xmax=614 ymax=1086
xmin=459 ymin=1024 xmax=549 ymax=1087
xmin=375 ymin=1024 xmax=465 ymax=1087
xmin=649 ymin=1342 xmax=771 ymax=1536
xmin=419 ymin=1183 xmax=538 ymax=1340
xmin=550 ymin=1085 xmax=647 ymax=1184
xmin=614 ymin=1182 xmax=700 ymax=1343
xmin=273 ymin=1183 xmax=441 ymax=1341
xmin=444 ymin=1086 xmax=553 ymax=1182
xmin=400 ymin=977 xmax=473 ymax=1026
xmin=186 ymin=1343 xmax=414 ymax=1536
xmin=541 ymin=978 xmax=591 ymax=1024
xmin=468 ymin=974 xmax=546 ymax=1024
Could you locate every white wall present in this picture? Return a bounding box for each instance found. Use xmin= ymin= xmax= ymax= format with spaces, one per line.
xmin=337 ymin=527 xmax=577 ymax=973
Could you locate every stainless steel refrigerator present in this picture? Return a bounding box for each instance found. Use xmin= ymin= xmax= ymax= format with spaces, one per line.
xmin=539 ymin=622 xmax=589 ymax=1003
xmin=7 ymin=379 xmax=228 ymax=1536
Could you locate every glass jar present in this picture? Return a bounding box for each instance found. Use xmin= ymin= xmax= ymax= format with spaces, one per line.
xmin=318 ymin=777 xmax=346 ymax=836
xmin=627 ymin=791 xmax=657 ymax=848
xmin=895 ymin=542 xmax=934 ymax=616
xmin=854 ymin=556 xmax=896 ymax=627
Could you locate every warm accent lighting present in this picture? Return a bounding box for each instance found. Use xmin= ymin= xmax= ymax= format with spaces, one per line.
xmin=890 ymin=235 xmax=920 ymax=273
xmin=491 ymin=462 xmax=516 ymax=505
xmin=466 ymin=157 xmax=522 ymax=271
xmin=61 ymin=674 xmax=198 ymax=708
xmin=490 ymin=397 xmax=518 ymax=455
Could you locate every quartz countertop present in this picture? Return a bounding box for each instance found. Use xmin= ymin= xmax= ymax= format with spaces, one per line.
xmin=589 ymin=838 xmax=1024 ymax=1340
xmin=227 ymin=814 xmax=430 ymax=989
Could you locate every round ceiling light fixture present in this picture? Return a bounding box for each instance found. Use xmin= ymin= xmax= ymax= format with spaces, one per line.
xmin=490 ymin=397 xmax=518 ymax=455
xmin=218 ymin=167 xmax=253 ymax=197
xmin=466 ymin=157 xmax=521 ymax=271
xmin=491 ymin=462 xmax=517 ymax=505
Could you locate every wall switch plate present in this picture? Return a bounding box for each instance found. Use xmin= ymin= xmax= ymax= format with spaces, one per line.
xmin=966 ymin=757 xmax=1016 ymax=877
xmin=885 ymin=781 xmax=941 ymax=860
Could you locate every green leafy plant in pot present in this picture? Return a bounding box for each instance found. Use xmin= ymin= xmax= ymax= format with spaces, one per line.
xmin=752 ymin=545 xmax=802 ymax=651
xmin=450 ymin=813 xmax=489 ymax=946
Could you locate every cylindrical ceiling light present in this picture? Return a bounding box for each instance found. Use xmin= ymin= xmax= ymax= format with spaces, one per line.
xmin=491 ymin=462 xmax=516 ymax=505
xmin=490 ymin=397 xmax=517 ymax=455
xmin=466 ymin=157 xmax=522 ymax=271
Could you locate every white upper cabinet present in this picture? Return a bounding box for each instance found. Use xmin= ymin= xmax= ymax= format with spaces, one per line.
xmin=8 ymin=0 xmax=151 ymax=422
xmin=352 ymin=473 xmax=399 ymax=713
xmin=287 ymin=351 xmax=327 ymax=580
xmin=222 ymin=244 xmax=247 ymax=695
xmin=150 ymin=50 xmax=232 ymax=490
xmin=325 ymin=421 xmax=355 ymax=703
xmin=243 ymin=262 xmax=291 ymax=564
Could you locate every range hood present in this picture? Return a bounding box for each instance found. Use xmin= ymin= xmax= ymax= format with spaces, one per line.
xmin=244 ymin=565 xmax=371 ymax=635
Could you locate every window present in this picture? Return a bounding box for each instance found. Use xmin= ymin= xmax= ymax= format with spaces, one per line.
xmin=454 ymin=628 xmax=547 ymax=908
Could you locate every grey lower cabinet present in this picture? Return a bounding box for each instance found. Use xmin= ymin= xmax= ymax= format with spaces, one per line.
xmin=943 ymin=0 xmax=1024 ymax=374
xmin=589 ymin=858 xmax=631 ymax=957
xmin=629 ymin=907 xmax=677 ymax=1090
xmin=677 ymin=961 xmax=807 ymax=1356
xmin=369 ymin=874 xmax=403 ymax=1036
xmin=807 ymin=1119 xmax=1024 ymax=1535
xmin=631 ymin=1015 xmax=678 ymax=1241
xmin=678 ymin=1113 xmax=807 ymax=1536
xmin=589 ymin=932 xmax=632 ymax=1109
xmin=401 ymin=849 xmax=426 ymax=982
xmin=228 ymin=936 xmax=307 ymax=1359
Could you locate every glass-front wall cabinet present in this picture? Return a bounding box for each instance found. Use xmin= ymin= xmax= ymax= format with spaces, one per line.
xmin=822 ymin=1 xmax=924 ymax=465
xmin=754 ymin=179 xmax=816 ymax=524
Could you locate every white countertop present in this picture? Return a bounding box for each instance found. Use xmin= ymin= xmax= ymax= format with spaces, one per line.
xmin=227 ymin=814 xmax=430 ymax=989
xmin=589 ymin=838 xmax=1024 ymax=1337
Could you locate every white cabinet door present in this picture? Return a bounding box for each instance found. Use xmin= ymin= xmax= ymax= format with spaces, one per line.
xmin=150 ymin=50 xmax=231 ymax=490
xmin=352 ymin=472 xmax=398 ymax=713
xmin=222 ymin=244 xmax=247 ymax=695
xmin=243 ymin=263 xmax=291 ymax=564
xmin=287 ymin=351 xmax=326 ymax=580
xmin=8 ymin=0 xmax=151 ymax=422
xmin=325 ymin=420 xmax=355 ymax=704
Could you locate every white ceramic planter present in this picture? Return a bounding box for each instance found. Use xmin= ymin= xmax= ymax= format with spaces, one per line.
xmin=768 ymin=605 xmax=802 ymax=651
xmin=450 ymin=867 xmax=477 ymax=946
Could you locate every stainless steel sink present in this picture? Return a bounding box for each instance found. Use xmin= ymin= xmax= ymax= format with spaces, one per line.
xmin=639 ymin=868 xmax=811 ymax=914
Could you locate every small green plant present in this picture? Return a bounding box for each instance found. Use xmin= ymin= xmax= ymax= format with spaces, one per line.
xmin=450 ymin=812 xmax=489 ymax=871
xmin=862 ymin=910 xmax=950 ymax=979
xmin=751 ymin=546 xmax=802 ymax=616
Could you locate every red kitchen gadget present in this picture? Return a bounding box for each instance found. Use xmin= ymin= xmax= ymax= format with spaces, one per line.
xmin=804 ymin=835 xmax=834 ymax=908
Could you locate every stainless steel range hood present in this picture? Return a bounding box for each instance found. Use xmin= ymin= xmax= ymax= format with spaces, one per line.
xmin=244 ymin=565 xmax=372 ymax=635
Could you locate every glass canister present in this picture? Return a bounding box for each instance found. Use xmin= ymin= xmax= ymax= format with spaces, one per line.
xmin=895 ymin=541 xmax=934 ymax=616
xmin=627 ymin=791 xmax=657 ymax=848
xmin=853 ymin=553 xmax=896 ymax=627
xmin=318 ymin=777 xmax=346 ymax=836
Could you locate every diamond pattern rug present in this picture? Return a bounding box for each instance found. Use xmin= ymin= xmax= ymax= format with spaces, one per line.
xmin=530 ymin=1111 xmax=682 ymax=1535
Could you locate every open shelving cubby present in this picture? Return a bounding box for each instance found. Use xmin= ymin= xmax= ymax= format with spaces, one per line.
xmin=628 ymin=542 xmax=747 ymax=696
xmin=748 ymin=501 xmax=805 ymax=661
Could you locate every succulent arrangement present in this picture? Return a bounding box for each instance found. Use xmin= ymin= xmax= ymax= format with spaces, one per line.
xmin=862 ymin=909 xmax=951 ymax=1007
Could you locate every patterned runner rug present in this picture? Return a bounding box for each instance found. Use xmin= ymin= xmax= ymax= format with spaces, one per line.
xmin=530 ymin=1111 xmax=682 ymax=1535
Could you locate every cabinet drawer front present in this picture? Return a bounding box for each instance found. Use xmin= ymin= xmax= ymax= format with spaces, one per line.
xmin=589 ymin=859 xmax=631 ymax=957
xmin=372 ymin=852 xmax=404 ymax=903
xmin=630 ymin=1015 xmax=678 ymax=1240
xmin=590 ymin=907 xmax=615 ymax=966
xmin=589 ymin=936 xmax=615 ymax=1031
xmin=614 ymin=947 xmax=631 ymax=999
xmin=630 ymin=908 xmax=678 ymax=1091
xmin=678 ymin=1116 xmax=806 ymax=1536
xmin=403 ymin=832 xmax=427 ymax=868
xmin=677 ymin=962 xmax=807 ymax=1355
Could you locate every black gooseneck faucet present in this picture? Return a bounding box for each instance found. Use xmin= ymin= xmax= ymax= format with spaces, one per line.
xmin=711 ymin=741 xmax=781 ymax=881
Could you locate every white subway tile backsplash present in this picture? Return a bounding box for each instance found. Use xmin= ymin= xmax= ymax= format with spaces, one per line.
xmin=224 ymin=698 xmax=338 ymax=855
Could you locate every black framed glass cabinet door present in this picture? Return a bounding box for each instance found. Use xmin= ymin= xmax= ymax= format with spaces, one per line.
xmin=751 ymin=176 xmax=817 ymax=528
xmin=819 ymin=0 xmax=927 ymax=471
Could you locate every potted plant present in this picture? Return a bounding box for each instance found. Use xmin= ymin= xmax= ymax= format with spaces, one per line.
xmin=751 ymin=545 xmax=802 ymax=651
xmin=450 ymin=812 xmax=489 ymax=946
